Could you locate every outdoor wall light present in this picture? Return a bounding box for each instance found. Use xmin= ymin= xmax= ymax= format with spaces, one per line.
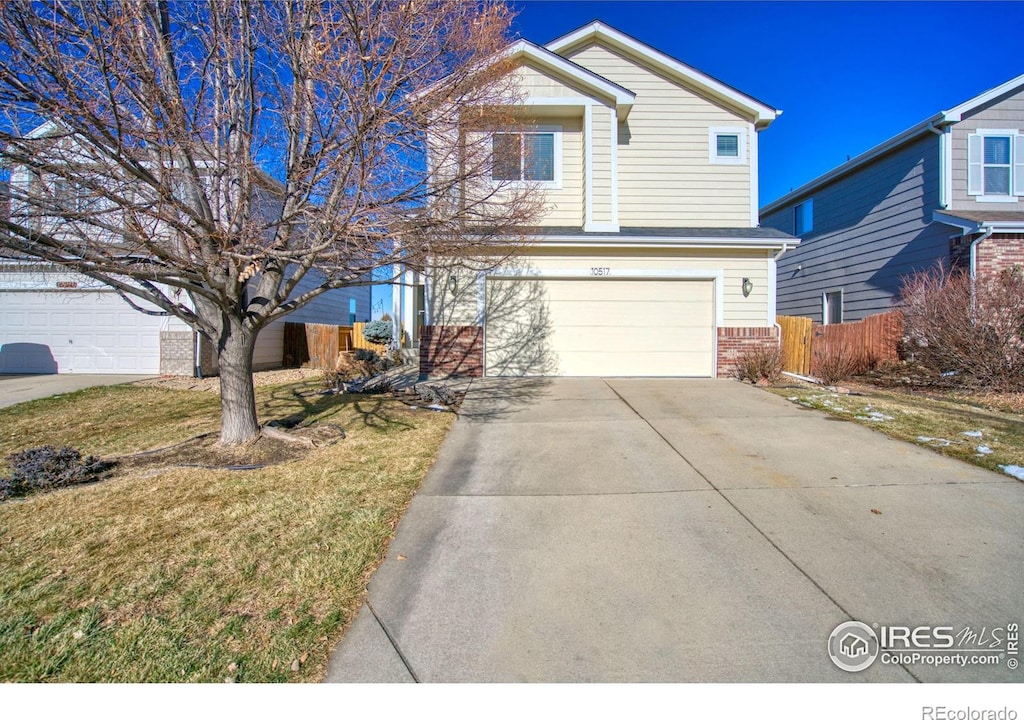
xmin=448 ymin=276 xmax=458 ymax=293
xmin=741 ymin=277 xmax=753 ymax=297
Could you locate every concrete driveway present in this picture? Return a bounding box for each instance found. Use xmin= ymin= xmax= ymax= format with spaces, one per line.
xmin=326 ymin=378 xmax=1024 ymax=682
xmin=0 ymin=374 xmax=155 ymax=409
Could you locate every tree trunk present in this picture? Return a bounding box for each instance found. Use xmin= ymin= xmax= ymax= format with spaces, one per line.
xmin=217 ymin=324 xmax=261 ymax=446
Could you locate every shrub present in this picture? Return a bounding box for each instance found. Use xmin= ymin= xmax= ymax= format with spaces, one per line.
xmin=2 ymin=445 xmax=109 ymax=500
xmin=899 ymin=265 xmax=1024 ymax=391
xmin=737 ymin=345 xmax=784 ymax=385
xmin=361 ymin=320 xmax=393 ymax=347
xmin=353 ymin=348 xmax=381 ymax=364
xmin=814 ymin=345 xmax=865 ymax=386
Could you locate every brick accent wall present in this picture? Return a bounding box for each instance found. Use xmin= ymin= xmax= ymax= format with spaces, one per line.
xmin=976 ymin=234 xmax=1024 ymax=283
xmin=159 ymin=331 xmax=195 ymax=376
xmin=419 ymin=325 xmax=483 ymax=378
xmin=159 ymin=331 xmax=218 ymax=377
xmin=716 ymin=326 xmax=779 ymax=379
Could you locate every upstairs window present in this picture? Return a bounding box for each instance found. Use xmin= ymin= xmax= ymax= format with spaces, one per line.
xmin=491 ymin=130 xmax=560 ymax=187
xmin=968 ymin=130 xmax=1024 ymax=200
xmin=795 ymin=198 xmax=813 ymax=235
xmin=709 ymin=127 xmax=747 ymax=165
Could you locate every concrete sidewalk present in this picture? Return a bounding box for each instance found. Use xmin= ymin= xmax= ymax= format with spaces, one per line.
xmin=0 ymin=374 xmax=155 ymax=409
xmin=325 ymin=378 xmax=1024 ymax=682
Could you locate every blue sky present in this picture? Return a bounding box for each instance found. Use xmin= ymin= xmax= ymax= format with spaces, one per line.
xmin=511 ymin=0 xmax=1024 ymax=205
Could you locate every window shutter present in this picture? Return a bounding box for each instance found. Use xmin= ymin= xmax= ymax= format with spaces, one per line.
xmin=1014 ymin=135 xmax=1024 ymax=196
xmin=968 ymin=133 xmax=983 ymax=196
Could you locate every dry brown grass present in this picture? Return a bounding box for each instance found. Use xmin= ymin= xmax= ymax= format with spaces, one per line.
xmin=769 ymin=380 xmax=1024 ymax=475
xmin=0 ymin=380 xmax=453 ymax=682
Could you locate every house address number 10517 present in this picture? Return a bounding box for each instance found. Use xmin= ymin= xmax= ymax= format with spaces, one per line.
xmin=590 ymin=267 xmax=611 ymax=277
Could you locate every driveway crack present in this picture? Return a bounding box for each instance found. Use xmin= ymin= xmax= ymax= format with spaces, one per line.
xmin=366 ymin=601 xmax=421 ymax=683
xmin=603 ymin=380 xmax=922 ymax=683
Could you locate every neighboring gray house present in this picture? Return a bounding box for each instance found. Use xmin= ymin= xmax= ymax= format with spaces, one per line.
xmin=760 ymin=73 xmax=1024 ymax=324
xmin=0 ymin=123 xmax=370 ymax=376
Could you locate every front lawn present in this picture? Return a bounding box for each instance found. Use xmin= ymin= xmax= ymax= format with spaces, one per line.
xmin=768 ymin=380 xmax=1024 ymax=479
xmin=0 ymin=379 xmax=453 ymax=682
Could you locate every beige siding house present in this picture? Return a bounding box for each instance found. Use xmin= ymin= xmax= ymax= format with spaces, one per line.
xmin=395 ymin=21 xmax=797 ymax=378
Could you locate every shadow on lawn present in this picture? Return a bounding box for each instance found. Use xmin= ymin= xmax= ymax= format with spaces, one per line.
xmin=261 ymin=383 xmax=415 ymax=431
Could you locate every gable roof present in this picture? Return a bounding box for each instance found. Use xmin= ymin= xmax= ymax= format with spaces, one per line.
xmin=504 ymin=38 xmax=637 ymax=120
xmin=545 ymin=21 xmax=780 ymax=127
xmin=761 ymin=71 xmax=1024 ymax=215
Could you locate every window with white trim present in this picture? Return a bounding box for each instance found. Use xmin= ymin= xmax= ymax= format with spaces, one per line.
xmin=709 ymin=126 xmax=747 ymax=165
xmin=968 ymin=129 xmax=1024 ymax=201
xmin=491 ymin=129 xmax=561 ymax=187
xmin=823 ymin=290 xmax=843 ymax=325
xmin=795 ymin=198 xmax=813 ymax=235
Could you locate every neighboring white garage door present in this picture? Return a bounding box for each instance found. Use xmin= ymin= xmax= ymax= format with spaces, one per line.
xmin=485 ymin=278 xmax=715 ymax=377
xmin=0 ymin=290 xmax=164 ymax=374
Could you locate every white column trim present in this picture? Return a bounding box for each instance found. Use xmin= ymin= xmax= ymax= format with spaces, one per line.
xmin=583 ymin=102 xmax=594 ymax=230
xmin=767 ymin=253 xmax=777 ymax=323
xmin=609 ymin=105 xmax=620 ymax=232
xmin=942 ymin=126 xmax=952 ymax=209
xmin=749 ymin=122 xmax=760 ymax=227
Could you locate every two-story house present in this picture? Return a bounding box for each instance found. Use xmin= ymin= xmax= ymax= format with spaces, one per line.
xmin=393 ymin=21 xmax=797 ymax=378
xmin=760 ymin=73 xmax=1024 ymax=324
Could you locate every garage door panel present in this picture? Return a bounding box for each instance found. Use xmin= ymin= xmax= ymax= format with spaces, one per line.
xmin=0 ymin=291 xmax=164 ymax=374
xmin=548 ymin=325 xmax=713 ymax=355
xmin=485 ymin=278 xmax=715 ymax=378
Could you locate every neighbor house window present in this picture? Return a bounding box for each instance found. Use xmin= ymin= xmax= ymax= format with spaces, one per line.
xmin=491 ymin=130 xmax=560 ymax=187
xmin=824 ymin=290 xmax=843 ymax=325
xmin=968 ymin=130 xmax=1023 ymax=200
xmin=709 ymin=127 xmax=747 ymax=164
xmin=795 ymin=198 xmax=813 ymax=235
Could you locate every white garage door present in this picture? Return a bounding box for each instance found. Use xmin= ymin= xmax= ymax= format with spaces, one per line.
xmin=0 ymin=290 xmax=164 ymax=374
xmin=485 ymin=278 xmax=714 ymax=377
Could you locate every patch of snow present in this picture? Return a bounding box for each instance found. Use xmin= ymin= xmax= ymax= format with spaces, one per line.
xmin=917 ymin=436 xmax=933 ymax=443
xmin=976 ymin=445 xmax=994 ymax=455
xmin=858 ymin=411 xmax=893 ymax=422
xmin=962 ymin=430 xmax=983 ymax=438
xmin=998 ymin=465 xmax=1024 ymax=481
xmin=935 ymin=439 xmax=951 ymax=447
xmin=787 ymin=396 xmax=798 ymax=401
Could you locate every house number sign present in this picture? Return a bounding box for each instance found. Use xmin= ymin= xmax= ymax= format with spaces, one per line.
xmin=590 ymin=267 xmax=611 ymax=276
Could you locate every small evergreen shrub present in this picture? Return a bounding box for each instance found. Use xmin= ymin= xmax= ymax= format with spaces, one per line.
xmin=2 ymin=445 xmax=109 ymax=500
xmin=361 ymin=320 xmax=393 ymax=347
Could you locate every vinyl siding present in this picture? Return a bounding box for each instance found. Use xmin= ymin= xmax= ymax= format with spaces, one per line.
xmin=761 ymin=133 xmax=946 ymax=322
xmin=512 ymin=63 xmax=594 ymax=100
xmin=949 ymin=88 xmax=1024 ymax=211
xmin=429 ymin=247 xmax=774 ymax=330
xmin=589 ymin=105 xmax=614 ymax=224
xmin=564 ymin=42 xmax=752 ymax=227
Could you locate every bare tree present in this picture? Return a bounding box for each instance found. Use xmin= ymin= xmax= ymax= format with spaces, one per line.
xmin=899 ymin=264 xmax=1024 ymax=390
xmin=0 ymin=0 xmax=543 ymax=444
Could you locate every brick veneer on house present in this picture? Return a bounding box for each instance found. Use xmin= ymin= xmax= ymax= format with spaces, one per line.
xmin=159 ymin=330 xmax=218 ymax=376
xmin=975 ymin=234 xmax=1024 ymax=283
xmin=716 ymin=326 xmax=779 ymax=379
xmin=419 ymin=325 xmax=483 ymax=378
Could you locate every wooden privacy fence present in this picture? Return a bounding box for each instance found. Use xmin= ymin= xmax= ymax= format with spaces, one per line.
xmin=283 ymin=322 xmax=389 ymax=369
xmin=777 ymin=315 xmax=813 ymax=375
xmin=777 ymin=311 xmax=904 ymax=377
